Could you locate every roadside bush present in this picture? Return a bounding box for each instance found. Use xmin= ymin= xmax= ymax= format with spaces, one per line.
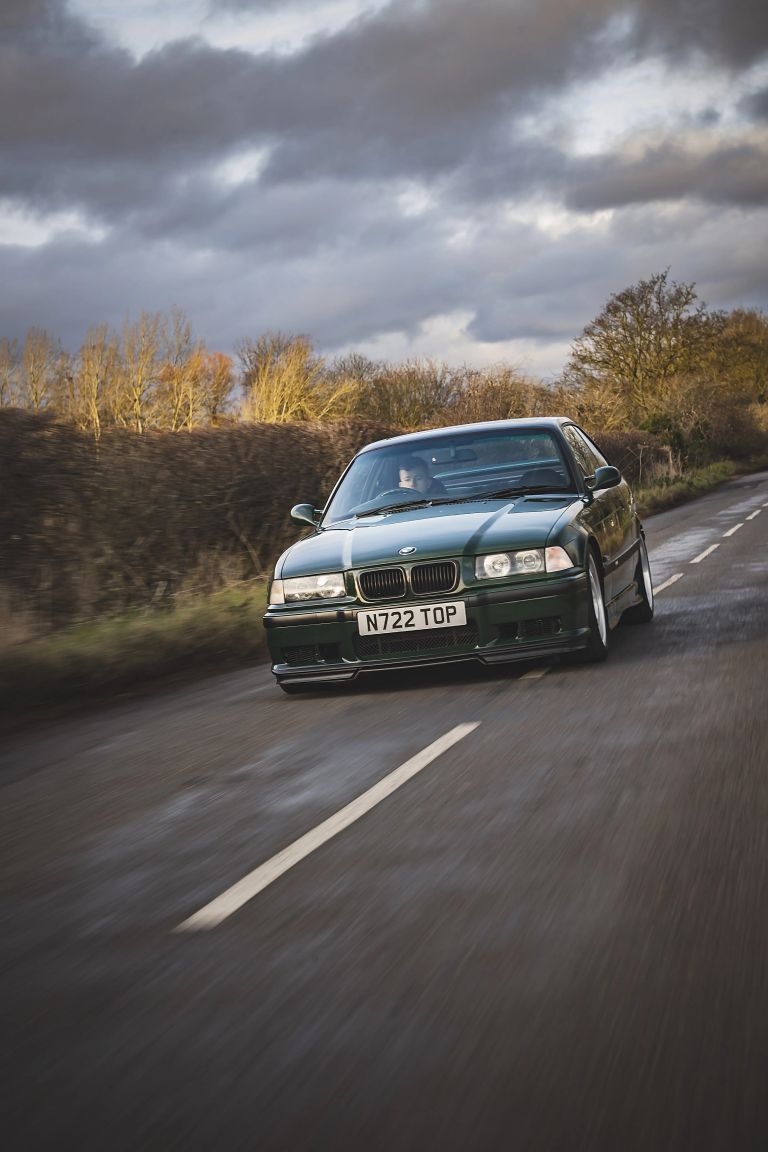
xmin=583 ymin=428 xmax=679 ymax=486
xmin=0 ymin=410 xmax=394 ymax=633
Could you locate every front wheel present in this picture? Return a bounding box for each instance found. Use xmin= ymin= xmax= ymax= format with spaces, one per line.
xmin=623 ymin=536 xmax=654 ymax=624
xmin=577 ymin=552 xmax=609 ymax=663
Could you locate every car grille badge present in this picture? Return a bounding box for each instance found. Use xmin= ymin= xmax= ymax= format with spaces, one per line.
xmin=398 ymin=546 xmax=417 ymax=555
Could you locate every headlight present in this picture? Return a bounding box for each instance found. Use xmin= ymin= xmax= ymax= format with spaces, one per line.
xmin=270 ymin=573 xmax=346 ymax=605
xmin=475 ymin=547 xmax=574 ymax=579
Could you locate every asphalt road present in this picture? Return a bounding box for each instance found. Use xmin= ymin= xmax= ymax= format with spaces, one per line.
xmin=2 ymin=472 xmax=768 ymax=1151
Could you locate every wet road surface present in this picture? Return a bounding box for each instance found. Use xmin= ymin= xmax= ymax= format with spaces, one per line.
xmin=2 ymin=473 xmax=768 ymax=1150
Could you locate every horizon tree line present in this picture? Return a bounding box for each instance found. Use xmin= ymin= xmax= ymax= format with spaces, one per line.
xmin=2 ymin=272 xmax=767 ymax=462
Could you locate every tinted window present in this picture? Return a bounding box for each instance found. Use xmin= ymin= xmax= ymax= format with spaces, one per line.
xmin=575 ymin=427 xmax=609 ymax=469
xmin=563 ymin=425 xmax=603 ymax=477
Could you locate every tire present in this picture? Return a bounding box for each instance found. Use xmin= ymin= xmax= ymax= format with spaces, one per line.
xmin=623 ymin=535 xmax=654 ymax=624
xmin=572 ymin=551 xmax=609 ymax=663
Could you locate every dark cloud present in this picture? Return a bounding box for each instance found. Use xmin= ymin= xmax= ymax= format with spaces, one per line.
xmin=3 ymin=0 xmax=767 ymax=220
xmin=1 ymin=0 xmax=594 ymax=225
xmin=0 ymin=0 xmax=100 ymax=54
xmin=1 ymin=0 xmax=767 ymax=373
xmin=136 ymin=173 xmax=434 ymax=259
xmin=631 ymin=0 xmax=768 ymax=69
xmin=741 ymin=86 xmax=768 ymax=121
xmin=447 ymin=132 xmax=568 ymax=207
xmin=567 ymin=138 xmax=768 ymax=210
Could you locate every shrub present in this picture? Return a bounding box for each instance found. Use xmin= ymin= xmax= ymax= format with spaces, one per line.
xmin=0 ymin=410 xmax=395 ymax=632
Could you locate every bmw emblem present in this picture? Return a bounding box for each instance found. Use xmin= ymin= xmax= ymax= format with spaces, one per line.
xmin=398 ymin=546 xmax=417 ymax=555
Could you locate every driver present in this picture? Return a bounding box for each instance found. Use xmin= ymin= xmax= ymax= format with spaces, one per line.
xmin=398 ymin=456 xmax=446 ymax=496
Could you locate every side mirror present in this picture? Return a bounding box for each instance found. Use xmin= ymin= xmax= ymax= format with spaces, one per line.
xmin=290 ymin=503 xmax=318 ymax=527
xmin=588 ymin=465 xmax=621 ymax=491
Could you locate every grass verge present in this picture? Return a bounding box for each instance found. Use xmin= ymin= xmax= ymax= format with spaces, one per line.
xmin=0 ymin=580 xmax=268 ymax=723
xmin=635 ymin=458 xmax=767 ymax=517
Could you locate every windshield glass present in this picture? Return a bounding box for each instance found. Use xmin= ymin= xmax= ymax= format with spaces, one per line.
xmin=323 ymin=428 xmax=576 ymax=523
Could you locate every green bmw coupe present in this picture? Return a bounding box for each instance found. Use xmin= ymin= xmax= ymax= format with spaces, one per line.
xmin=264 ymin=418 xmax=654 ymax=692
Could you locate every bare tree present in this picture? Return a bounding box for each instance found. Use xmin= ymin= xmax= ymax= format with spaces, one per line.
xmin=0 ymin=338 xmax=19 ymax=407
xmin=238 ymin=332 xmax=352 ymax=423
xmin=350 ymin=358 xmax=462 ymax=428
xmin=116 ymin=313 xmax=162 ymax=432
xmin=199 ymin=351 xmax=235 ymax=425
xmin=20 ymin=328 xmax=58 ymax=411
xmin=153 ymin=309 xmax=208 ymax=431
xmin=69 ymin=326 xmax=119 ymax=438
xmin=325 ymin=352 xmax=380 ymax=414
xmin=449 ymin=365 xmax=550 ymax=424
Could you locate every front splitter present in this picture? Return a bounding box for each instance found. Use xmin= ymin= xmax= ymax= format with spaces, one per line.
xmin=273 ymin=629 xmax=590 ymax=686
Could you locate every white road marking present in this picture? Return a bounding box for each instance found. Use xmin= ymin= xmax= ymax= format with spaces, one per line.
xmin=723 ymin=523 xmax=744 ymax=537
xmin=175 ymin=722 xmax=481 ymax=932
xmin=520 ymin=666 xmax=550 ymax=680
xmin=747 ymin=509 xmax=762 ymax=521
xmin=653 ymin=572 xmax=684 ymax=594
xmin=690 ymin=544 xmax=720 ymax=564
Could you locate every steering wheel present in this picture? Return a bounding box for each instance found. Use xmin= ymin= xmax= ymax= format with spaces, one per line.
xmin=377 ymin=488 xmax=419 ymax=500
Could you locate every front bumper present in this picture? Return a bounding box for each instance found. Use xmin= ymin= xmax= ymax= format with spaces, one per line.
xmin=264 ymin=570 xmax=590 ymax=686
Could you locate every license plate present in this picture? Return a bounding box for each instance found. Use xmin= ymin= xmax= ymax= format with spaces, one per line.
xmin=357 ymin=601 xmax=467 ymax=636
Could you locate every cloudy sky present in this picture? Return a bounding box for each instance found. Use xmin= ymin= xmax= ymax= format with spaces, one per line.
xmin=1 ymin=0 xmax=767 ymax=379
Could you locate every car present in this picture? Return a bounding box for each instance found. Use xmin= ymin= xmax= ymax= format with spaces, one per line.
xmin=264 ymin=417 xmax=654 ymax=693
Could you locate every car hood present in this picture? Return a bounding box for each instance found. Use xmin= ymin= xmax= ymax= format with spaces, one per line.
xmin=278 ymin=497 xmax=578 ymax=576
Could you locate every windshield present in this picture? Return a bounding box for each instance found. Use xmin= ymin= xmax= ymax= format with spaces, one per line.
xmin=323 ymin=428 xmax=576 ymax=524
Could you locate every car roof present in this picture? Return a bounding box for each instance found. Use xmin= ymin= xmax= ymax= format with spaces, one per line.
xmin=357 ymin=416 xmax=575 ymax=455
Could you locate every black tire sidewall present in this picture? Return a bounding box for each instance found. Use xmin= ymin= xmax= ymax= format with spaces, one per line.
xmin=623 ymin=536 xmax=654 ymax=624
xmin=585 ymin=553 xmax=609 ymax=661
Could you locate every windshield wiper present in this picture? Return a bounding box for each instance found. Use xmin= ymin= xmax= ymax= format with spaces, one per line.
xmin=480 ymin=485 xmax=572 ymax=500
xmin=356 ymin=499 xmax=432 ymax=518
xmin=419 ymin=491 xmax=523 ymax=506
xmin=358 ymin=488 xmax=530 ymax=514
xmin=473 ymin=486 xmax=527 ymax=500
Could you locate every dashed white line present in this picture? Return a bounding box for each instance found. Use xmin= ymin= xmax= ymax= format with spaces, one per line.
xmin=520 ymin=666 xmax=550 ymax=680
xmin=690 ymin=544 xmax=720 ymax=564
xmin=722 ymin=523 xmax=744 ymax=537
xmin=175 ymin=721 xmax=481 ymax=932
xmin=653 ymin=572 xmax=684 ymax=594
xmin=747 ymin=509 xmax=762 ymax=521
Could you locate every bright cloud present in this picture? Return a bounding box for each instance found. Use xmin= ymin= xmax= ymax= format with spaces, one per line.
xmin=67 ymin=0 xmax=390 ymax=59
xmin=0 ymin=202 xmax=109 ymax=248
